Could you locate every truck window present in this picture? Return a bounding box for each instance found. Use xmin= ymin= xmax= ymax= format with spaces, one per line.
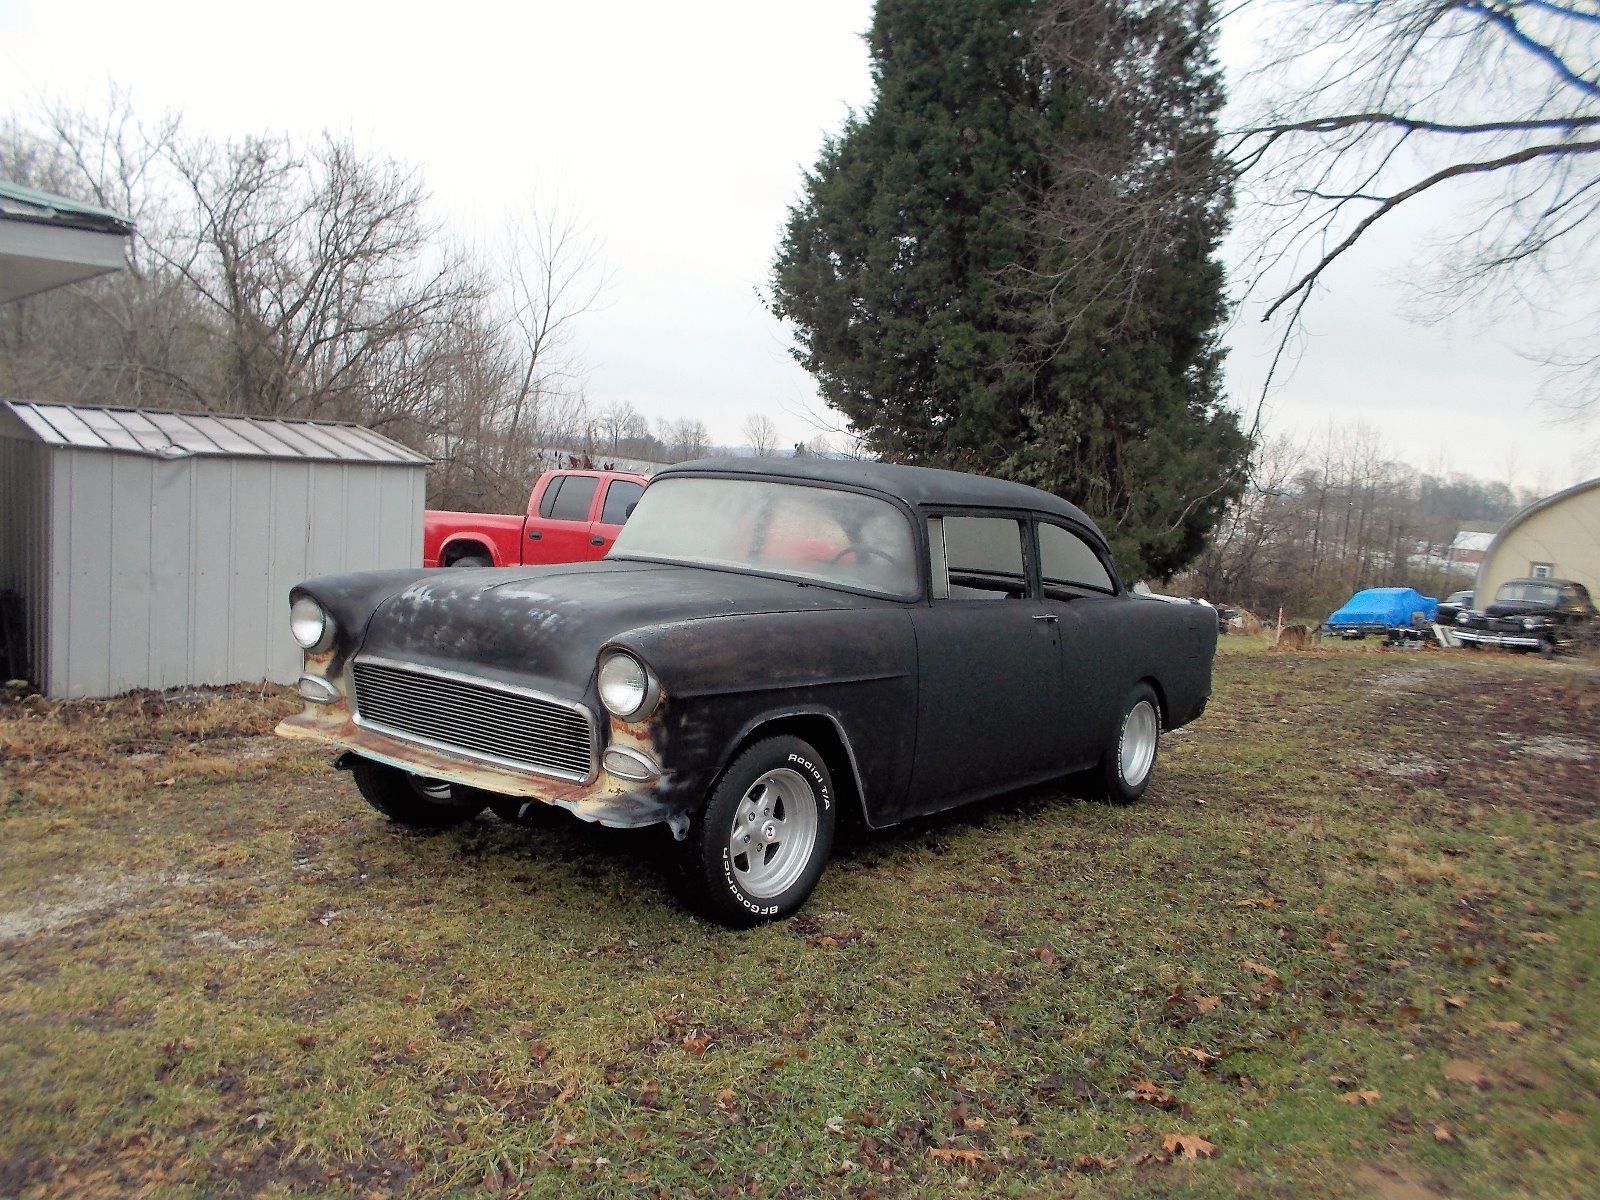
xmin=549 ymin=475 xmax=599 ymax=522
xmin=601 ymin=479 xmax=645 ymax=526
xmin=538 ymin=477 xmax=565 ymax=519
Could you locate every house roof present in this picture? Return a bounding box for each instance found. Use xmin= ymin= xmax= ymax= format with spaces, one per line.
xmin=661 ymin=456 xmax=1104 ymax=540
xmin=1451 ymin=530 xmax=1495 ymax=554
xmin=0 ymin=180 xmax=135 ymax=303
xmin=0 ymin=399 xmax=430 ymax=466
xmin=0 ymin=181 xmax=135 ymax=236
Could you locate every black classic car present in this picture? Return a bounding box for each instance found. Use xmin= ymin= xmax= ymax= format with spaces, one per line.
xmin=1454 ymin=577 xmax=1597 ymax=654
xmin=1435 ymin=589 xmax=1473 ymax=626
xmin=276 ymin=459 xmax=1217 ymax=925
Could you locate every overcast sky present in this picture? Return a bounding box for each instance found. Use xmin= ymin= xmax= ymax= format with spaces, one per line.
xmin=2 ymin=0 xmax=1592 ymax=492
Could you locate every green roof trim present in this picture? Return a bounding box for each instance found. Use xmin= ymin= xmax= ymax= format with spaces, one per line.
xmin=0 ymin=180 xmax=134 ymax=236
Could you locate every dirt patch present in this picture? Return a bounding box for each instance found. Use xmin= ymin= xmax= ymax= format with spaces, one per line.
xmin=1365 ymin=672 xmax=1600 ymax=822
xmin=0 ymin=870 xmax=204 ymax=941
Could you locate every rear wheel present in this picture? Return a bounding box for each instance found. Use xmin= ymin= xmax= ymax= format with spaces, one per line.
xmin=1099 ymin=684 xmax=1161 ymax=804
xmin=679 ymin=735 xmax=835 ymax=927
xmin=350 ymin=758 xmax=484 ymax=828
xmin=450 ymin=554 xmax=492 ymax=568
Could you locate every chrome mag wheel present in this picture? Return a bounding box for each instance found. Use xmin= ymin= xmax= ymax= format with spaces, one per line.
xmin=1118 ymin=699 xmax=1159 ymax=789
xmin=726 ymin=767 xmax=820 ymax=899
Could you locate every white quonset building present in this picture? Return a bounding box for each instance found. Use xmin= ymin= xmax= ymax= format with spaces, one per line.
xmin=1477 ymin=477 xmax=1600 ymax=602
xmin=0 ymin=401 xmax=429 ymax=697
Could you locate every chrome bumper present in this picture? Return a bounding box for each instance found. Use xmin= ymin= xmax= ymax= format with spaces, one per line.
xmin=1454 ymin=629 xmax=1545 ymax=649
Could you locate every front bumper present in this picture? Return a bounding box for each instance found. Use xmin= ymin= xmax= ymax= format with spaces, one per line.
xmin=1453 ymin=629 xmax=1547 ymax=650
xmin=276 ymin=694 xmax=683 ymax=833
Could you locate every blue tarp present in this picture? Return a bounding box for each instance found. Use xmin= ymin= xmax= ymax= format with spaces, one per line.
xmin=1326 ymin=587 xmax=1439 ymax=628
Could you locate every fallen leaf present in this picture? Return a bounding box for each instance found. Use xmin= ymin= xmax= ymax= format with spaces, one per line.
xmin=1549 ymin=1110 xmax=1582 ymax=1127
xmin=1180 ymin=1047 xmax=1218 ymax=1066
xmin=1487 ymin=1021 xmax=1524 ymax=1034
xmin=1433 ymin=1126 xmax=1456 ymax=1144
xmin=1128 ymin=1080 xmax=1180 ymax=1109
xmin=1524 ymin=931 xmax=1559 ymax=944
xmin=1162 ymin=1133 xmax=1217 ymax=1160
xmin=681 ymin=1034 xmax=710 ymax=1055
xmin=1034 ymin=944 xmax=1058 ymax=966
xmin=1443 ymin=1059 xmax=1491 ymax=1087
xmin=1443 ymin=996 xmax=1468 ymax=1010
xmin=1194 ymin=995 xmax=1222 ymax=1014
xmin=1340 ymin=1090 xmax=1381 ymax=1105
xmin=1243 ymin=960 xmax=1280 ymax=981
xmin=928 ymin=1147 xmax=987 ymax=1164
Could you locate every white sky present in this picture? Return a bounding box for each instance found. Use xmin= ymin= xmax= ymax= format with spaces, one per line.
xmin=2 ymin=0 xmax=1592 ymax=492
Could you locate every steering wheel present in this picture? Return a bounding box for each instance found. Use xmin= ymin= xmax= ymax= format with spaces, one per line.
xmin=831 ymin=545 xmax=897 ymax=566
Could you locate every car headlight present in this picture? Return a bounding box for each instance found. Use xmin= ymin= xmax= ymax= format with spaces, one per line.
xmin=290 ymin=595 xmax=334 ymax=652
xmin=1455 ymin=612 xmax=1469 ymax=625
xmin=597 ymin=650 xmax=659 ymax=721
xmin=1522 ymin=616 xmax=1547 ymax=631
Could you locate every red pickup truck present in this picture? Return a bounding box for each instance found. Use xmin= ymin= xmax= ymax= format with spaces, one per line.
xmin=424 ymin=469 xmax=650 ymax=568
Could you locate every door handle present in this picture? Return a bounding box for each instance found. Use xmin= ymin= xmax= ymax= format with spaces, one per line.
xmin=527 ymin=530 xmax=542 ymax=540
xmin=1032 ymin=613 xmax=1058 ymax=624
xmin=590 ymin=536 xmax=606 ymax=546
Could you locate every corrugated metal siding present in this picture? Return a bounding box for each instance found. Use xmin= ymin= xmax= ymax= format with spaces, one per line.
xmin=41 ymin=448 xmax=423 ymax=697
xmin=0 ymin=437 xmax=50 ymax=685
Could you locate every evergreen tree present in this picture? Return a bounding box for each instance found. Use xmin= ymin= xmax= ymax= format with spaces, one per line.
xmin=771 ymin=0 xmax=1247 ymax=579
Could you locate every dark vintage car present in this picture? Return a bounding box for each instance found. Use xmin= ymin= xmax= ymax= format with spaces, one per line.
xmin=276 ymin=459 xmax=1217 ymax=925
xmin=1435 ymin=589 xmax=1474 ymax=627
xmin=1454 ymin=578 xmax=1597 ymax=654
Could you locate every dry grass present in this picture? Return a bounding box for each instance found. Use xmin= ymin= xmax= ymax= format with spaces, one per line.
xmin=2 ymin=648 xmax=1597 ymax=1199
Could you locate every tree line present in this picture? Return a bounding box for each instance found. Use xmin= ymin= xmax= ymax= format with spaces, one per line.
xmin=0 ymin=98 xmax=740 ymax=512
xmin=1173 ymin=427 xmax=1539 ymax=620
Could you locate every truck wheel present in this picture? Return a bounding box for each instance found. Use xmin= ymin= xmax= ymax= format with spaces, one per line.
xmin=1099 ymin=684 xmax=1161 ymax=804
xmin=451 ymin=555 xmax=492 ymax=568
xmin=679 ymin=735 xmax=835 ymax=927
xmin=349 ymin=757 xmax=485 ymax=828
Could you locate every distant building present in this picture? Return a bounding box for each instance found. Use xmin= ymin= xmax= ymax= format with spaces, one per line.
xmin=1476 ymin=478 xmax=1600 ymax=601
xmin=1448 ymin=530 xmax=1494 ymax=569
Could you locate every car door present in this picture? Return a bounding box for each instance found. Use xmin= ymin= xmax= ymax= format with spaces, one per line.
xmin=590 ymin=477 xmax=645 ymax=558
xmin=905 ymin=512 xmax=1067 ymax=815
xmin=1035 ymin=519 xmax=1128 ymax=764
xmin=531 ymin=473 xmax=602 ymax=562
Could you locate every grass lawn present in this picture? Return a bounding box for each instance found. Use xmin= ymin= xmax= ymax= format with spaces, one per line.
xmin=1 ymin=641 xmax=1597 ymax=1199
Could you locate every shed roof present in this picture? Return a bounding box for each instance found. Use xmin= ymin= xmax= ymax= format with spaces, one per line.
xmin=0 ymin=399 xmax=430 ymax=466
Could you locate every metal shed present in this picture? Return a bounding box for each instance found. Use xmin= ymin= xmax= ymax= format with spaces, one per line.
xmin=0 ymin=400 xmax=430 ymax=697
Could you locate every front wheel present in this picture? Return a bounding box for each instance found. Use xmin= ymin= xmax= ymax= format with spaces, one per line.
xmin=350 ymin=758 xmax=485 ymax=828
xmin=679 ymin=735 xmax=836 ymax=927
xmin=1099 ymin=685 xmax=1161 ymax=804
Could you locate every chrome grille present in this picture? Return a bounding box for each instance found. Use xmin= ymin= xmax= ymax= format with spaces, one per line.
xmin=350 ymin=659 xmax=595 ymax=781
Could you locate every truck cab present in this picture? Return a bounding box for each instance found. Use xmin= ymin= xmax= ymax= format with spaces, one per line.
xmin=424 ymin=469 xmax=650 ymax=569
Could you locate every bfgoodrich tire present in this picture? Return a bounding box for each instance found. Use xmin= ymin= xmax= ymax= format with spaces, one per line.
xmin=680 ymin=735 xmax=836 ymax=928
xmin=1099 ymin=684 xmax=1161 ymax=804
xmin=349 ymin=757 xmax=485 ymax=829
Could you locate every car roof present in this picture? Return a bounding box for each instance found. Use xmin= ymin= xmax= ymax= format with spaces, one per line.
xmin=658 ymin=457 xmax=1106 ymax=542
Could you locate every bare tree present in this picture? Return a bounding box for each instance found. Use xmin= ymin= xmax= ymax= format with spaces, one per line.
xmin=741 ymin=412 xmax=778 ymax=457
xmin=657 ymin=416 xmax=710 ymax=462
xmin=1233 ymin=0 xmax=1600 ymax=408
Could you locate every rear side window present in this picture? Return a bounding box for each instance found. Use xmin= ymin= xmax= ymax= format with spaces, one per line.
xmin=1038 ymin=522 xmax=1114 ymax=595
xmin=549 ymin=475 xmax=599 ymax=522
xmin=930 ymin=515 xmax=1029 ymax=599
xmin=600 ymin=479 xmax=645 ymax=526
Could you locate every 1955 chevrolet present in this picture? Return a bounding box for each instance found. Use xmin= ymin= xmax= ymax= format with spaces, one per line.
xmin=276 ymin=458 xmax=1217 ymax=925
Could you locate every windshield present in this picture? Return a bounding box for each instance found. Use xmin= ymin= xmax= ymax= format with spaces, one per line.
xmin=609 ymin=477 xmax=920 ymax=599
xmin=1496 ymin=581 xmax=1559 ymax=605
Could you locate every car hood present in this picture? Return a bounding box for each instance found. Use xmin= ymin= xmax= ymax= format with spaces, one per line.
xmin=355 ymin=559 xmax=868 ymax=697
xmin=1483 ymin=599 xmax=1550 ymax=618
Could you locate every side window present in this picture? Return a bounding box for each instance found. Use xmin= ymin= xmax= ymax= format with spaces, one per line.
xmin=600 ymin=479 xmax=645 ymax=526
xmin=1038 ymin=522 xmax=1114 ymax=595
xmin=1529 ymin=562 xmax=1554 ymax=579
xmin=549 ymin=475 xmax=599 ymax=522
xmin=537 ymin=476 xmax=564 ymax=519
xmin=930 ymin=515 xmax=1029 ymax=600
